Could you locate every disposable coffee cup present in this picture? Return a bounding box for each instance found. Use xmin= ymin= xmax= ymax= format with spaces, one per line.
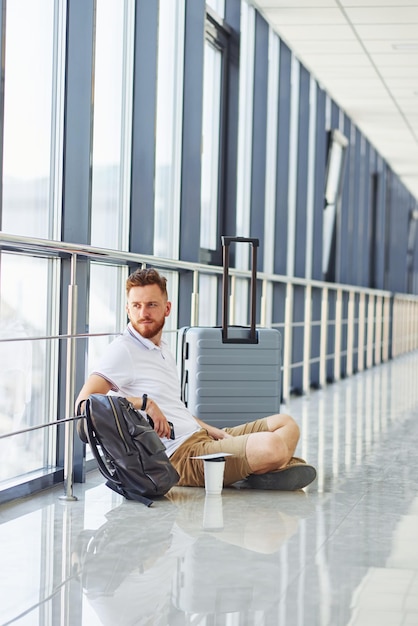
xmin=190 ymin=453 xmax=232 ymax=495
xmin=203 ymin=458 xmax=225 ymax=495
xmin=203 ymin=494 xmax=224 ymax=530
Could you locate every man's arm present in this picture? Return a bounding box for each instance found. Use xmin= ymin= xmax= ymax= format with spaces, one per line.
xmin=75 ymin=374 xmax=113 ymax=412
xmin=75 ymin=374 xmax=173 ymax=439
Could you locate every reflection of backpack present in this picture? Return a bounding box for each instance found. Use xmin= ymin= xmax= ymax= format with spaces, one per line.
xmin=73 ymin=504 xmax=176 ymax=597
xmin=77 ymin=394 xmax=179 ymax=506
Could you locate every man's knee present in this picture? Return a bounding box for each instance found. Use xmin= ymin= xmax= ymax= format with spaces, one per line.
xmin=267 ymin=413 xmax=300 ymax=435
xmin=246 ymin=432 xmax=289 ymax=473
xmin=265 ymin=434 xmax=288 ymax=462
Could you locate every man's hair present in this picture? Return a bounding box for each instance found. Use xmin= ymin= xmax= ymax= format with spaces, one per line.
xmin=126 ymin=268 xmax=168 ymax=298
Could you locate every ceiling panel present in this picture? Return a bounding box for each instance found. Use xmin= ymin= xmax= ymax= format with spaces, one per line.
xmin=355 ymin=24 xmax=418 ymax=39
xmin=340 ymin=0 xmax=418 ymax=6
xmin=363 ymin=41 xmax=416 ymax=53
xmin=251 ymin=0 xmax=418 ymax=200
xmin=262 ymin=8 xmax=346 ymax=23
xmin=265 ymin=24 xmax=355 ymax=39
xmin=344 ymin=7 xmax=418 ymax=22
xmin=291 ymin=40 xmax=365 ymax=54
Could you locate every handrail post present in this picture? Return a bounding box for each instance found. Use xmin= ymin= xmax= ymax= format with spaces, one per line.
xmin=319 ymin=287 xmax=328 ymax=388
xmin=346 ymin=291 xmax=355 ymax=376
xmin=260 ymin=278 xmax=268 ymax=327
xmin=357 ymin=292 xmax=366 ymax=372
xmin=302 ymin=284 xmax=312 ymax=395
xmin=191 ymin=270 xmax=199 ymax=326
xmin=282 ymin=283 xmax=293 ymax=404
xmin=382 ymin=295 xmax=390 ymax=362
xmin=374 ymin=295 xmax=382 ymax=365
xmin=366 ymin=294 xmax=375 ymax=369
xmin=60 ymin=253 xmax=78 ymax=501
xmin=333 ymin=288 xmax=342 ymax=382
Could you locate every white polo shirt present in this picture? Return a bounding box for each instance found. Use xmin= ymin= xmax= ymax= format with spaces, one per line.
xmin=92 ymin=323 xmax=200 ymax=456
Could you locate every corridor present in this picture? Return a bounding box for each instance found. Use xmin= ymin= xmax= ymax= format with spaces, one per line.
xmin=1 ymin=352 xmax=418 ymax=626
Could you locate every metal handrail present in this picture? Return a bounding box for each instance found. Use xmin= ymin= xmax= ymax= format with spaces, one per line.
xmin=0 ymin=416 xmax=80 ymax=440
xmin=1 ymin=231 xmax=417 ymax=501
xmin=0 ymin=231 xmax=394 ymax=295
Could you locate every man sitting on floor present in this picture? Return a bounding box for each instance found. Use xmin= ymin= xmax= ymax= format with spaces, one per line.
xmin=76 ymin=268 xmax=316 ymax=491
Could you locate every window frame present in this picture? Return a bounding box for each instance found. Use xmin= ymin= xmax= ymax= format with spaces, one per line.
xmin=199 ymin=10 xmax=231 ymax=266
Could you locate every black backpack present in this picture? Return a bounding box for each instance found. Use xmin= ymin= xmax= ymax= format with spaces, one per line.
xmin=77 ymin=394 xmax=179 ymax=506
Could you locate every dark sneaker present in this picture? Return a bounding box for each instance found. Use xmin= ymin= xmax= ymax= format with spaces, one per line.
xmin=245 ymin=457 xmax=317 ymax=491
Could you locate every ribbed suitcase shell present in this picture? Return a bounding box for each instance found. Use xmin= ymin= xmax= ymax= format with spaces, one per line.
xmin=178 ymin=326 xmax=281 ymax=427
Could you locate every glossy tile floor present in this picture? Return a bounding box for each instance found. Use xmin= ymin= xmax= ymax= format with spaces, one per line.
xmin=1 ymin=353 xmax=418 ymax=626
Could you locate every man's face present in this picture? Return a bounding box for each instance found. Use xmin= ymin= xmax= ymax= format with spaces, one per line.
xmin=126 ymin=284 xmax=171 ymax=344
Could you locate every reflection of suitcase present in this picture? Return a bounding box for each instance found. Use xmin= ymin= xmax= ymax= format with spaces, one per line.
xmin=178 ymin=237 xmax=282 ymax=427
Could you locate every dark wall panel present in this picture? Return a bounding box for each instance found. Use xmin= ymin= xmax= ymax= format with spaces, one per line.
xmin=294 ymin=64 xmax=310 ymax=278
xmin=337 ymin=115 xmax=352 ymax=284
xmin=274 ymin=41 xmax=291 ymax=276
xmin=61 ymin=0 xmax=95 ymax=245
xmin=60 ymin=0 xmax=96 ymax=480
xmin=291 ymin=65 xmax=310 ymax=393
xmin=311 ymin=86 xmax=326 ymax=281
xmin=178 ymin=0 xmax=205 ymax=328
xmin=223 ymin=0 xmax=241 ymax=238
xmin=130 ymin=0 xmax=159 ymax=255
xmin=310 ymin=85 xmax=326 ymax=387
xmin=374 ymin=159 xmax=387 ymax=290
xmin=179 ymin=0 xmax=205 ymax=264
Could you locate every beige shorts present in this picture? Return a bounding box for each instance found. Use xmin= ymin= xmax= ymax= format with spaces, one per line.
xmin=169 ymin=417 xmax=270 ymax=487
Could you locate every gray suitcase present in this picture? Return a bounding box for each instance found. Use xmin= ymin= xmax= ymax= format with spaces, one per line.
xmin=178 ymin=237 xmax=282 ymax=427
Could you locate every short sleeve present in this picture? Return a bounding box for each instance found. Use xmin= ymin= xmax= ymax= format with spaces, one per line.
xmin=91 ymin=337 xmax=134 ymax=391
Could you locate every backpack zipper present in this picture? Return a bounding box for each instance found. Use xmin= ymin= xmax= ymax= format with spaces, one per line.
xmin=108 ymin=396 xmax=130 ymax=453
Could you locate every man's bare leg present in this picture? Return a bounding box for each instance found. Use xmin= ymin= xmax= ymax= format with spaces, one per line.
xmin=244 ymin=413 xmax=316 ymax=490
xmin=245 ymin=413 xmax=300 ymax=474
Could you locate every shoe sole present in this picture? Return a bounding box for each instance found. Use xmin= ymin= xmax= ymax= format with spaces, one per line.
xmin=245 ymin=464 xmax=317 ymax=491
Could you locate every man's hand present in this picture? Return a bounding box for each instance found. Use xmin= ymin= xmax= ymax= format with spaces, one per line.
xmin=194 ymin=417 xmax=232 ymax=440
xmin=205 ymin=425 xmax=232 ymax=440
xmin=128 ymin=395 xmax=172 ymax=440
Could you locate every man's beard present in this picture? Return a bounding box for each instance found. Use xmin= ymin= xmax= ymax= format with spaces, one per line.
xmin=131 ymin=316 xmax=166 ymax=340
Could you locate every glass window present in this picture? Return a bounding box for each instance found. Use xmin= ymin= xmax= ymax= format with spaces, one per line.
xmin=87 ymin=264 xmax=127 ymax=375
xmin=154 ymin=0 xmax=185 ymax=259
xmin=2 ymin=0 xmax=65 ymax=239
xmin=200 ymin=40 xmax=222 ymax=254
xmin=0 ymin=253 xmax=59 ymax=484
xmin=235 ymin=1 xmax=254 ymax=253
xmin=264 ymin=30 xmax=280 ymax=276
xmin=198 ymin=274 xmax=218 ymax=326
xmin=199 ymin=13 xmax=230 ymax=266
xmin=206 ymin=0 xmax=225 ymax=19
xmin=90 ymin=0 xmax=135 ymax=250
xmin=263 ymin=29 xmax=280 ymax=327
xmin=234 ymin=2 xmax=255 ymax=324
xmin=87 ymin=0 xmax=135 ymax=438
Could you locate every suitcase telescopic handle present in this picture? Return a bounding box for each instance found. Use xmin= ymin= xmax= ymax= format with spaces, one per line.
xmin=221 ymin=236 xmax=259 ymax=344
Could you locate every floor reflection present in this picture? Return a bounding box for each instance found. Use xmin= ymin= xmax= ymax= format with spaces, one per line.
xmin=1 ymin=352 xmax=418 ymax=625
xmin=72 ymin=488 xmax=309 ymax=625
